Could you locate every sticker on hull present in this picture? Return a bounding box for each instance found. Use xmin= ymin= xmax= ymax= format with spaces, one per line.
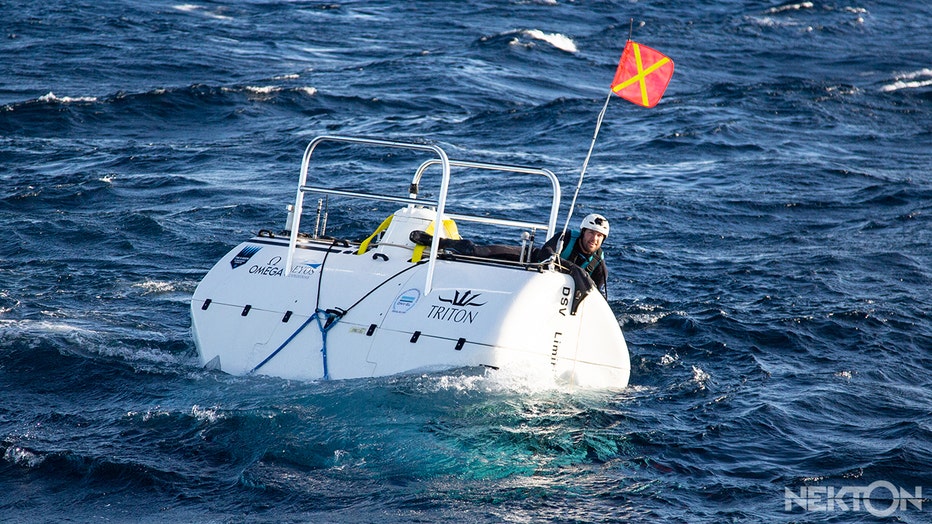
xmin=392 ymin=289 xmax=421 ymax=313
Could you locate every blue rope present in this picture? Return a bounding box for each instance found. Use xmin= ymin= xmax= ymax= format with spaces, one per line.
xmin=312 ymin=308 xmax=342 ymax=380
xmin=248 ymin=241 xmax=420 ymax=378
xmin=249 ymin=308 xmax=342 ymax=378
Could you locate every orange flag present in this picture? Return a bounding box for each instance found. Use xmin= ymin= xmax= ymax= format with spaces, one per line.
xmin=611 ymin=40 xmax=674 ymax=108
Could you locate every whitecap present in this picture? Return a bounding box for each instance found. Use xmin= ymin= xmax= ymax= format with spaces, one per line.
xmin=765 ymin=2 xmax=814 ymax=15
xmin=431 ymin=373 xmax=487 ymax=392
xmin=881 ymin=68 xmax=932 ymax=92
xmin=412 ymin=366 xmax=584 ymax=395
xmin=4 ymin=446 xmax=45 ymax=468
xmin=691 ymin=365 xmax=711 ymax=390
xmin=134 ymin=280 xmax=176 ymax=294
xmin=37 ymin=91 xmax=97 ymax=104
xmin=245 ymin=85 xmax=280 ymax=95
xmin=621 ymin=303 xmax=680 ymax=326
xmin=523 ymin=29 xmax=577 ymax=53
xmin=0 ymin=319 xmax=96 ymax=338
xmin=173 ymin=4 xmax=232 ymax=20
xmin=625 ymin=310 xmax=673 ymax=325
xmin=137 ymin=408 xmax=172 ymax=422
xmin=191 ymin=404 xmax=225 ymax=423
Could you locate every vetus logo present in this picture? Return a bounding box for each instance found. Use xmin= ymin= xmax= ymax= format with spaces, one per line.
xmin=785 ymin=482 xmax=924 ymax=517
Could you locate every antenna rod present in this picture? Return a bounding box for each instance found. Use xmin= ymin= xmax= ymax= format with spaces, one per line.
xmin=557 ymin=89 xmax=613 ymax=255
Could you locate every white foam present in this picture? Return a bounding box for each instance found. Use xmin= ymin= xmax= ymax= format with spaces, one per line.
xmin=37 ymin=92 xmax=97 ymax=104
xmin=173 ymin=4 xmax=232 ymax=20
xmin=0 ymin=290 xmax=18 ymax=315
xmin=622 ymin=303 xmax=681 ymax=326
xmin=0 ymin=319 xmax=95 ymax=337
xmin=523 ymin=29 xmax=577 ymax=53
xmin=245 ymin=85 xmax=280 ymax=95
xmin=765 ymin=2 xmax=814 ymax=14
xmin=134 ymin=280 xmax=176 ymax=294
xmin=881 ymin=79 xmax=932 ymax=92
xmin=431 ymin=372 xmax=488 ymax=392
xmin=4 ymin=446 xmax=45 ymax=468
xmin=191 ymin=404 xmax=225 ymax=423
xmin=626 ymin=310 xmax=672 ymax=325
xmin=881 ymin=69 xmax=932 ymax=92
xmin=236 ymin=85 xmax=316 ymax=97
xmin=0 ymin=318 xmax=187 ymax=373
xmin=691 ymin=365 xmax=711 ymax=390
xmin=411 ymin=366 xmax=578 ymax=395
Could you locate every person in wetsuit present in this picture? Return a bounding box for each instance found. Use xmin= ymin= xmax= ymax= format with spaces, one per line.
xmin=534 ymin=213 xmax=609 ymax=299
xmin=409 ymin=213 xmax=611 ymax=299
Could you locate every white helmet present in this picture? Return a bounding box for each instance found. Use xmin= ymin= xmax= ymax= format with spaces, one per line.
xmin=580 ymin=213 xmax=609 ymax=236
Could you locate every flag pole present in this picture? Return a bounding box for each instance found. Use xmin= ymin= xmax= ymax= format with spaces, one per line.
xmin=555 ymin=23 xmax=672 ymax=259
xmin=557 ymin=25 xmax=633 ymax=255
xmin=557 ymin=87 xmax=614 ymax=255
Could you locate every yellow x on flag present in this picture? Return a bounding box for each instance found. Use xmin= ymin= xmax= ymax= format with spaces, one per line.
xmin=611 ymin=41 xmax=675 ymax=108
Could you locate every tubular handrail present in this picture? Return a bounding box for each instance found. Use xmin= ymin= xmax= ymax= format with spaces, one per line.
xmin=284 ymin=135 xmax=561 ymax=295
xmin=297 ymin=187 xmax=439 ymax=208
xmin=412 ymin=158 xmax=561 ymax=237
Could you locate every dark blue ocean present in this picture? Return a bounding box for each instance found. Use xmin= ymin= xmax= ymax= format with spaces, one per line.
xmin=2 ymin=1 xmax=930 ymax=522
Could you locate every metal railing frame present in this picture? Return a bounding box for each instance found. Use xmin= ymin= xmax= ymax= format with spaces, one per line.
xmin=284 ymin=135 xmax=561 ymax=295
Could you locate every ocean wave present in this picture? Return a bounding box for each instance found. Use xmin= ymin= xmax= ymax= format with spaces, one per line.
xmin=749 ymin=2 xmax=868 ymax=31
xmin=765 ymin=2 xmax=814 ymax=14
xmin=172 ymin=3 xmax=233 ymax=21
xmin=522 ymin=30 xmax=577 ymax=53
xmin=2 ymin=0 xmax=930 ymax=521
xmin=480 ymin=29 xmax=577 ymax=53
xmin=0 ymin=318 xmax=192 ymax=374
xmin=3 ymin=444 xmax=46 ymax=468
xmin=35 ymin=92 xmax=98 ymax=104
xmin=386 ymin=366 xmax=610 ymax=395
xmin=620 ymin=302 xmax=684 ymax=328
xmin=0 ymin=319 xmax=98 ymax=340
xmin=132 ymin=279 xmax=178 ymax=295
xmin=881 ymin=68 xmax=932 ymax=92
xmin=1 ymin=83 xmax=319 ymax=126
xmin=237 ymin=85 xmax=318 ymax=98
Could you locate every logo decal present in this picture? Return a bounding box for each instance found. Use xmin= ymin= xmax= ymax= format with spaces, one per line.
xmin=438 ymin=290 xmax=486 ymax=307
xmin=231 ymin=245 xmax=261 ymax=269
xmin=428 ymin=290 xmax=486 ymax=324
xmin=392 ymin=289 xmax=420 ymax=313
xmin=289 ymin=262 xmax=322 ymax=279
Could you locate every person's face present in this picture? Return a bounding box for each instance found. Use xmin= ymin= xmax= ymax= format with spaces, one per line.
xmin=579 ymin=228 xmax=605 ymax=255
